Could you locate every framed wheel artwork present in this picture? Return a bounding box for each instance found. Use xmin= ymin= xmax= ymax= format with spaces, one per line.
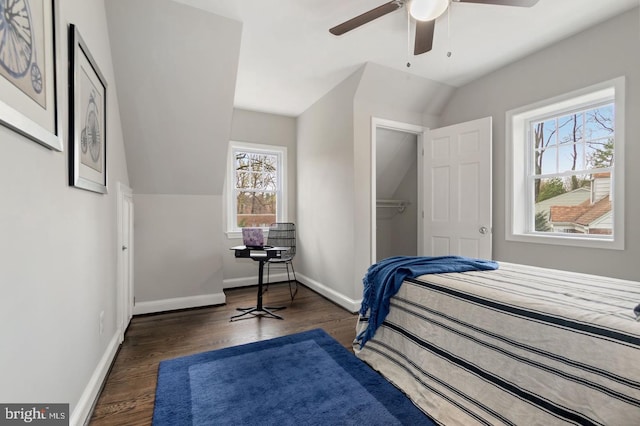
xmin=0 ymin=0 xmax=62 ymax=151
xmin=69 ymin=24 xmax=107 ymax=194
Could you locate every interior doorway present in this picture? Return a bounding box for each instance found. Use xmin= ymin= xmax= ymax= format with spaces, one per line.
xmin=371 ymin=118 xmax=425 ymax=263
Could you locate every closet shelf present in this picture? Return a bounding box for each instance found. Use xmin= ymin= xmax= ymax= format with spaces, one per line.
xmin=376 ymin=199 xmax=410 ymax=213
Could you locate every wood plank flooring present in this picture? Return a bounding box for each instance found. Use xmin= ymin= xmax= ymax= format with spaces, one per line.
xmin=89 ymin=283 xmax=358 ymax=425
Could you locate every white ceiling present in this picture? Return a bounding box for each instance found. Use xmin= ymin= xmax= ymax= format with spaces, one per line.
xmin=174 ymin=0 xmax=639 ymax=117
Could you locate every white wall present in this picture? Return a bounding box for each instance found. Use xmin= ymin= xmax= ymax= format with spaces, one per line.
xmin=0 ymin=0 xmax=129 ymax=423
xmin=224 ymin=108 xmax=297 ymax=287
xmin=439 ymin=8 xmax=640 ymax=281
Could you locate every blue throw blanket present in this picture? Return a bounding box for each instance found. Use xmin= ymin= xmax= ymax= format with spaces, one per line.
xmin=357 ymin=256 xmax=499 ymax=347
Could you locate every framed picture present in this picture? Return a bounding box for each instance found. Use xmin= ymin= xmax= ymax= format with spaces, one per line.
xmin=0 ymin=0 xmax=62 ymax=151
xmin=69 ymin=24 xmax=107 ymax=194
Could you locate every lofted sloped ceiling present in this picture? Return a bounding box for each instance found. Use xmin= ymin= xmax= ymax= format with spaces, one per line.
xmin=105 ymin=0 xmax=242 ymax=195
xmin=173 ymin=0 xmax=639 ymax=117
xmin=354 ymin=62 xmax=454 ymax=116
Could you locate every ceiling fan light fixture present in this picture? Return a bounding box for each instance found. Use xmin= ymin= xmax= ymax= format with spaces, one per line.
xmin=409 ymin=0 xmax=449 ymax=21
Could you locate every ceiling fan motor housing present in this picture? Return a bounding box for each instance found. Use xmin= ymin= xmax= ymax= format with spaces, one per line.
xmin=410 ymin=0 xmax=449 ymax=22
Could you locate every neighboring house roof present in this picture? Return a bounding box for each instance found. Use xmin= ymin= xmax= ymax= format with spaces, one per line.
xmin=549 ymin=196 xmax=611 ymax=226
xmin=535 ymin=187 xmax=590 ymax=215
xmin=589 ymin=210 xmax=613 ymax=228
xmin=593 ymin=172 xmax=611 ymax=179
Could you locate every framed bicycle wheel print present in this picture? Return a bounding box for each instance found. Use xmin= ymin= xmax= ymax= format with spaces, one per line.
xmin=0 ymin=0 xmax=62 ymax=151
xmin=69 ymin=24 xmax=107 ymax=194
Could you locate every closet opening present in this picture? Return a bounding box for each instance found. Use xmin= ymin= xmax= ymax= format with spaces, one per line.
xmin=372 ymin=119 xmax=424 ymax=263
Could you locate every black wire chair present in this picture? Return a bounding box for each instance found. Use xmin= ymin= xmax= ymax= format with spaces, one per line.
xmin=265 ymin=222 xmax=298 ymax=300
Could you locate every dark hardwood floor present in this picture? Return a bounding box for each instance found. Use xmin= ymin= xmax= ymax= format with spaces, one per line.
xmin=89 ymin=283 xmax=358 ymax=425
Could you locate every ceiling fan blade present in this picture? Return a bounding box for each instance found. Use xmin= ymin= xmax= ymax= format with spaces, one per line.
xmin=414 ymin=19 xmax=435 ymax=55
xmin=329 ymin=1 xmax=402 ymax=36
xmin=454 ymin=0 xmax=539 ymax=6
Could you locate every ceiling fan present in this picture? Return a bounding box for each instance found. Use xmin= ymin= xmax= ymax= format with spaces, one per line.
xmin=329 ymin=0 xmax=540 ymax=55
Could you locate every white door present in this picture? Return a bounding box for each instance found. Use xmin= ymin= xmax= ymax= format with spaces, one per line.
xmin=117 ymin=183 xmax=134 ymax=342
xmin=423 ymin=117 xmax=492 ymax=259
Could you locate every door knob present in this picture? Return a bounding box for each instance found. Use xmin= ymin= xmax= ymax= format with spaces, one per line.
xmin=479 ymin=226 xmax=488 ymax=235
xmin=122 ymin=245 xmax=128 ymax=251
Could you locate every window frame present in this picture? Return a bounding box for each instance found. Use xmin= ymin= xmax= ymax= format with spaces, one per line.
xmin=226 ymin=141 xmax=288 ymax=238
xmin=505 ymin=77 xmax=625 ymax=250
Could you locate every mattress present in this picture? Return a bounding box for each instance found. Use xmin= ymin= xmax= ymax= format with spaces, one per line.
xmin=354 ymin=262 xmax=640 ymax=425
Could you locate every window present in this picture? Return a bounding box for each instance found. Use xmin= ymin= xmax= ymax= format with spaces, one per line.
xmin=506 ymin=77 xmax=625 ymax=250
xmin=226 ymin=141 xmax=287 ymax=235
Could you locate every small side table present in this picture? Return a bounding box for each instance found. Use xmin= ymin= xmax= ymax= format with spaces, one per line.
xmin=230 ymin=246 xmax=290 ymax=321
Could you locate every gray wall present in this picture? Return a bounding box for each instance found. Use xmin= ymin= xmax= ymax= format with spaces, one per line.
xmin=296 ymin=68 xmax=362 ymax=308
xmin=0 ymin=0 xmax=129 ymax=421
xmin=297 ymin=62 xmax=453 ymax=308
xmin=133 ymin=194 xmax=224 ymax=307
xmin=439 ymin=8 xmax=640 ymax=281
xmin=351 ymin=63 xmax=453 ymax=301
xmin=376 ymin=129 xmax=419 ymax=261
xmin=224 ymin=109 xmax=297 ymax=286
xmin=106 ymin=0 xmax=240 ymax=195
xmin=105 ymin=0 xmax=242 ymax=310
xmin=378 ymin=156 xmax=419 ymax=261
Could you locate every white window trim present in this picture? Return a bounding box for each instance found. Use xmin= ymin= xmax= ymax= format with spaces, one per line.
xmin=226 ymin=141 xmax=288 ymax=239
xmin=505 ymin=77 xmax=625 ymax=250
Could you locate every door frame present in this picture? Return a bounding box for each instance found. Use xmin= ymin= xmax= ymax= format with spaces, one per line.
xmin=371 ymin=117 xmax=426 ymax=264
xmin=116 ymin=182 xmax=134 ymax=343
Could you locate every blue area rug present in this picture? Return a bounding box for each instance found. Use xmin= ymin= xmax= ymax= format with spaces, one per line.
xmin=152 ymin=328 xmax=435 ymax=425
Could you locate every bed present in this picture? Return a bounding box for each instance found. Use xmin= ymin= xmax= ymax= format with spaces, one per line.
xmin=354 ymin=261 xmax=640 ymax=425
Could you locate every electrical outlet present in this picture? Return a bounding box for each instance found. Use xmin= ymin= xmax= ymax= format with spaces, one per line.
xmin=99 ymin=311 xmax=104 ymax=335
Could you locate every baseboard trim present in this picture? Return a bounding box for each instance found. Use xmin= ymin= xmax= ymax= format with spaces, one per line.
xmin=71 ymin=333 xmax=120 ymax=426
xmin=296 ymin=273 xmax=361 ymax=313
xmin=133 ymin=292 xmax=226 ymax=315
xmin=223 ymin=273 xmax=289 ymax=289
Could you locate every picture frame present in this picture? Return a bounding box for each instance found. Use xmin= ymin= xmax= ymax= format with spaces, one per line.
xmin=0 ymin=0 xmax=62 ymax=151
xmin=69 ymin=24 xmax=107 ymax=194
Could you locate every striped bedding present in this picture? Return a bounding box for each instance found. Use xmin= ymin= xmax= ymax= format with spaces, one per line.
xmin=354 ymin=262 xmax=640 ymax=425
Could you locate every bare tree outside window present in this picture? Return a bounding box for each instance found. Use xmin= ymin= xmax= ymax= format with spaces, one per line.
xmin=531 ymin=104 xmax=614 ymax=234
xmin=234 ymin=151 xmax=278 ymax=227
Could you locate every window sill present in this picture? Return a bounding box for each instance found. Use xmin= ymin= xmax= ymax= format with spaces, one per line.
xmin=226 ymin=231 xmax=242 ymax=240
xmin=506 ymin=232 xmax=623 ymax=250
xmin=225 ymin=229 xmax=271 ymax=240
